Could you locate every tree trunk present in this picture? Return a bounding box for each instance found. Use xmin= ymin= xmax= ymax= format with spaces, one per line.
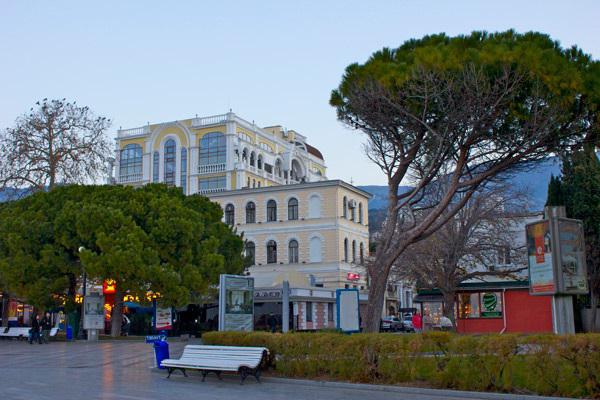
xmin=440 ymin=289 xmax=457 ymax=331
xmin=364 ymin=258 xmax=392 ymax=332
xmin=110 ymin=284 xmax=122 ymax=337
xmin=589 ymin=292 xmax=599 ymax=333
xmin=1 ymin=293 xmax=9 ymax=328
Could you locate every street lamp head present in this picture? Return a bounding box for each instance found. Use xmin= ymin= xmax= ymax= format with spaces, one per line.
xmin=78 ymin=246 xmax=85 ymax=253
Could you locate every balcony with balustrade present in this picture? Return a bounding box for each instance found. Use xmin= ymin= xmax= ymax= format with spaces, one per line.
xmin=191 ymin=113 xmax=231 ymax=128
xmin=117 ymin=125 xmax=151 ymax=139
xmin=118 ymin=172 xmax=144 ymax=184
xmin=198 ymin=163 xmax=226 ymax=174
xmin=198 ymin=187 xmax=227 ymax=195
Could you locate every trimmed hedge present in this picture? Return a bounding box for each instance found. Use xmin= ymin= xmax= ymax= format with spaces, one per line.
xmin=202 ymin=331 xmax=600 ymax=398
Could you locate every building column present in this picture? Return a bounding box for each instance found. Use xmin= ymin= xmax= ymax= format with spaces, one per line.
xmin=142 ymin=153 xmax=151 ymax=182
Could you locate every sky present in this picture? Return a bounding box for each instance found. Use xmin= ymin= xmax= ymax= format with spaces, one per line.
xmin=1 ymin=1 xmax=599 ymax=185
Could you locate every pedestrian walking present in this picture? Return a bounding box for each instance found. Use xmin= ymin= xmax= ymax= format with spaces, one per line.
xmin=267 ymin=313 xmax=277 ymax=333
xmin=41 ymin=312 xmax=52 ymax=343
xmin=412 ymin=312 xmax=423 ymax=333
xmin=29 ymin=314 xmax=41 ymax=344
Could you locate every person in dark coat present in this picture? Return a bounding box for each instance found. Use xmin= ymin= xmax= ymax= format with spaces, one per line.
xmin=29 ymin=314 xmax=41 ymax=344
xmin=267 ymin=313 xmax=277 ymax=333
xmin=40 ymin=312 xmax=52 ymax=343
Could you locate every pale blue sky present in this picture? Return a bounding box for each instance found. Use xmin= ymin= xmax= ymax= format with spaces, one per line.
xmin=1 ymin=1 xmax=599 ymax=185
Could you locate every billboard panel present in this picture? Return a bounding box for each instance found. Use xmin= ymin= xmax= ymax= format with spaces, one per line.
xmin=526 ymin=221 xmax=556 ymax=295
xmin=83 ymin=295 xmax=105 ymax=330
xmin=219 ymin=275 xmax=254 ymax=331
xmin=557 ymin=218 xmax=588 ymax=294
xmin=336 ymin=289 xmax=360 ymax=333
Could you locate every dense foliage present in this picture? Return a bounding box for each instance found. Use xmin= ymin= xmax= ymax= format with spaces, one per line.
xmin=330 ymin=30 xmax=599 ymax=331
xmin=546 ymin=150 xmax=600 ymax=331
xmin=0 ymin=184 xmax=245 ymax=311
xmin=204 ymin=331 xmax=600 ymax=398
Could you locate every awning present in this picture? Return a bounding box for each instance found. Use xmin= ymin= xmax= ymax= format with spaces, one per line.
xmin=413 ymin=294 xmax=443 ymax=303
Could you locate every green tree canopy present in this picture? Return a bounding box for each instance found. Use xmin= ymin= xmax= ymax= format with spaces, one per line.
xmin=330 ymin=30 xmax=599 ymax=332
xmin=0 ymin=184 xmax=244 ymax=317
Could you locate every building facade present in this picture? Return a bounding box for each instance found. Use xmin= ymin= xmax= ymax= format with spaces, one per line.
xmin=207 ymin=180 xmax=371 ymax=290
xmin=114 ymin=112 xmax=327 ymax=194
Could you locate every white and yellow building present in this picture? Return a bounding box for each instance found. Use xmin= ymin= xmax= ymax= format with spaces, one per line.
xmin=115 ymin=112 xmax=372 ymax=329
xmin=207 ymin=180 xmax=371 ymax=289
xmin=114 ymin=112 xmax=327 ymax=193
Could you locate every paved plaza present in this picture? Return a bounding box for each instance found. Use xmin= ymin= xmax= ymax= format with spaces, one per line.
xmin=0 ymin=339 xmax=568 ymax=400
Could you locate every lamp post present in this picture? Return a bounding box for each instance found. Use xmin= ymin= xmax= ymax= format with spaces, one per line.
xmin=77 ymin=246 xmax=87 ymax=340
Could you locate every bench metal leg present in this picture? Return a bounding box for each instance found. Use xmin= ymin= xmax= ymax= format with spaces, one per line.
xmin=215 ymin=371 xmax=223 ymax=381
xmin=201 ymin=370 xmax=208 ymax=382
xmin=166 ymin=367 xmax=187 ymax=379
xmin=240 ymin=367 xmax=249 ymax=385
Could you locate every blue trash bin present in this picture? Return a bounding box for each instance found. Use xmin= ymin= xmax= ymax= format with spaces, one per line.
xmin=66 ymin=325 xmax=73 ymax=341
xmin=153 ymin=340 xmax=170 ymax=369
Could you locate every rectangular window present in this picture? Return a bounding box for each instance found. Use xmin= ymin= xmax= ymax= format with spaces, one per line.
xmin=458 ymin=292 xmax=502 ymax=319
xmin=199 ymin=176 xmax=226 ymax=192
xmin=328 ymin=303 xmax=334 ymax=321
xmin=153 ymin=152 xmax=159 ymax=182
xmin=306 ymin=302 xmax=312 ymax=322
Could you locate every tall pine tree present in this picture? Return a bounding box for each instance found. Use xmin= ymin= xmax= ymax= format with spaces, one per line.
xmin=547 ymin=152 xmax=600 ymax=331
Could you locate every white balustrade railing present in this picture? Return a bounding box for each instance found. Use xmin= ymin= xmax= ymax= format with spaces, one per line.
xmin=198 ymin=163 xmax=226 ymax=174
xmin=191 ymin=113 xmax=229 ymax=127
xmin=118 ymin=173 xmax=143 ymax=183
xmin=248 ymin=165 xmax=256 ymax=173
xmin=198 ymin=187 xmax=227 ymax=195
xmin=118 ymin=126 xmax=150 ymax=138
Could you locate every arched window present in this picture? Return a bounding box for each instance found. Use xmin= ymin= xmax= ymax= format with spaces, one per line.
xmin=267 ymin=240 xmax=277 ymax=264
xmin=119 ymin=144 xmax=143 ymax=180
xmin=288 ymin=239 xmax=299 ymax=263
xmin=359 ymin=203 xmax=363 ymax=224
xmin=343 ymin=196 xmax=348 ymax=218
xmin=163 ymin=139 xmax=176 ymax=186
xmin=275 ymin=159 xmax=282 ymax=177
xmin=309 ymin=237 xmax=322 ymax=263
xmin=288 ymin=198 xmax=298 ymax=220
xmin=350 ymin=204 xmax=356 ymax=221
xmin=246 ymin=202 xmax=256 ymax=223
xmin=252 ymin=179 xmax=256 ymax=188
xmin=344 ymin=238 xmax=349 ymax=262
xmin=152 ymin=151 xmax=159 ymax=182
xmin=247 ymin=177 xmax=251 ymax=187
xmin=352 ymin=240 xmax=357 ymax=263
xmin=267 ymin=200 xmax=277 ymax=222
xmin=360 ymin=242 xmax=364 ymax=264
xmin=242 ymin=148 xmax=248 ymax=163
xmin=250 ymin=152 xmax=255 ymax=167
xmin=257 ymin=155 xmax=263 ymax=170
xmin=200 ymin=132 xmax=226 ymax=165
xmin=225 ymin=204 xmax=235 ymax=225
xmin=245 ymin=241 xmax=255 ymax=265
xmin=180 ymin=147 xmax=187 ymax=193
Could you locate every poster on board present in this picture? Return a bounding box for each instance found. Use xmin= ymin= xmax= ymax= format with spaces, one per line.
xmin=526 ymin=221 xmax=556 ymax=295
xmin=219 ymin=274 xmax=254 ymax=331
xmin=83 ymin=294 xmax=105 ymax=330
xmin=154 ymin=307 xmax=173 ymax=330
xmin=336 ymin=289 xmax=360 ymax=333
xmin=557 ymin=219 xmax=588 ymax=294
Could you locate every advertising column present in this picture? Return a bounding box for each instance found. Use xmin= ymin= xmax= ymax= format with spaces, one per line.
xmin=219 ymin=274 xmax=254 ymax=331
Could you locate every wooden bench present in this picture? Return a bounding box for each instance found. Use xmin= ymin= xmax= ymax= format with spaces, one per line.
xmin=161 ymin=345 xmax=269 ymax=384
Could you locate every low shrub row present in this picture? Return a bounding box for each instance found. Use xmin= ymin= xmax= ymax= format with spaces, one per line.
xmin=202 ymin=331 xmax=600 ymax=398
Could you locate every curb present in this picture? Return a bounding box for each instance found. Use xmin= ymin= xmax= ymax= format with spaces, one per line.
xmin=149 ymin=368 xmax=571 ymax=399
xmin=259 ymin=377 xmax=572 ymax=400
